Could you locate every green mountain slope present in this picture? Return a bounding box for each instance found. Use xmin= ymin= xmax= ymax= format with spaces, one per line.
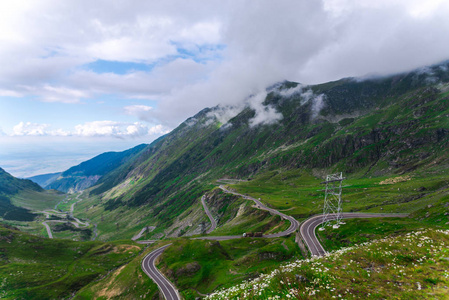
xmin=45 ymin=143 xmax=148 ymax=193
xmin=27 ymin=172 xmax=62 ymax=188
xmin=0 ymin=168 xmax=43 ymax=221
xmin=77 ymin=61 xmax=449 ymax=241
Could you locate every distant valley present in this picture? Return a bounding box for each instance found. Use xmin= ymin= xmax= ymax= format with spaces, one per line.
xmin=27 ymin=144 xmax=147 ymax=193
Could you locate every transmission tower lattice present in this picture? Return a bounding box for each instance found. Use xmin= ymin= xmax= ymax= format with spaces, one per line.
xmin=321 ymin=172 xmax=345 ymax=229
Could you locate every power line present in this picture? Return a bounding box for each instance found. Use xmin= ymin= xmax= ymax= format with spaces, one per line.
xmin=320 ymin=172 xmax=345 ymax=230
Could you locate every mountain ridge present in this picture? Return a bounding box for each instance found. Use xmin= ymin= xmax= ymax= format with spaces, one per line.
xmin=0 ymin=167 xmax=43 ymax=221
xmin=73 ymin=60 xmax=449 ymax=240
xmin=34 ymin=143 xmax=148 ymax=193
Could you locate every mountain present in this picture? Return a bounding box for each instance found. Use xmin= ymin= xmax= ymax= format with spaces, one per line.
xmin=27 ymin=172 xmax=62 ymax=188
xmin=42 ymin=143 xmax=148 ymax=193
xmin=3 ymin=61 xmax=449 ymax=299
xmin=0 ymin=167 xmax=42 ymax=221
xmin=78 ymin=60 xmax=449 ymax=240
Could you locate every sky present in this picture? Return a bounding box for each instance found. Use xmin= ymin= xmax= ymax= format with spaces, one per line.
xmin=1 ymin=0 xmax=449 ymax=177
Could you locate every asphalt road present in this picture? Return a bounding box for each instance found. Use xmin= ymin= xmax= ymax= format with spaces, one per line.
xmin=42 ymin=221 xmax=53 ymax=238
xmin=142 ymin=188 xmax=408 ymax=298
xmin=300 ymin=212 xmax=409 ymax=257
xmin=146 ymin=188 xmax=407 ymax=297
xmin=41 ymin=191 xmax=92 ymax=239
xmin=219 ymin=185 xmax=300 ymax=238
xmin=132 ymin=227 xmax=148 ymax=241
xmin=201 ymin=195 xmax=217 ymax=234
xmin=136 ymin=240 xmax=158 ymax=244
xmin=145 ymin=186 xmax=301 ymax=298
xmin=196 ymin=235 xmax=242 ymax=241
xmin=141 ymin=244 xmax=180 ymax=300
xmin=42 ymin=220 xmax=87 ymax=239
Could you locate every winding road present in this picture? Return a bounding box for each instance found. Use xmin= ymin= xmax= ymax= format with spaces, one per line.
xmin=41 ymin=192 xmax=92 ymax=239
xmin=132 ymin=226 xmax=156 ymax=242
xmin=300 ymin=212 xmax=409 ymax=256
xmin=141 ymin=185 xmax=408 ymax=299
xmin=42 ymin=221 xmax=53 ymax=238
xmin=201 ymin=195 xmax=217 ymax=234
xmin=142 ymin=185 xmax=300 ymax=299
xmin=218 ymin=185 xmax=300 ymax=238
xmin=141 ymin=244 xmax=180 ymax=300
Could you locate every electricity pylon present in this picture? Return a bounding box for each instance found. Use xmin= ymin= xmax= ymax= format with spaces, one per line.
xmin=321 ymin=172 xmax=345 ymax=229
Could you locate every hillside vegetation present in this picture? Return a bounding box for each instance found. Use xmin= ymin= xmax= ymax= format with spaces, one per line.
xmin=0 ymin=168 xmax=63 ymax=222
xmin=206 ymin=229 xmax=449 ymax=299
xmin=75 ymin=61 xmax=449 ymax=241
xmin=0 ymin=223 xmax=142 ymax=299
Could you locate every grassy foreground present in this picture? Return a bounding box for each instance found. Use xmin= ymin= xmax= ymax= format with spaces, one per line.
xmin=206 ymin=229 xmax=449 ymax=299
xmin=74 ymin=242 xmax=166 ymax=299
xmin=158 ymin=237 xmax=302 ymax=299
xmin=0 ymin=223 xmax=143 ymax=299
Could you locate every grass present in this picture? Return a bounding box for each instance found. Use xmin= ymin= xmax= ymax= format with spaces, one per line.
xmin=206 ymin=229 xmax=449 ymax=299
xmin=54 ymin=193 xmax=81 ymax=212
xmin=74 ymin=196 xmax=159 ymax=241
xmin=67 ymin=169 xmax=448 ymax=298
xmin=157 ymin=236 xmax=302 ymax=299
xmin=0 ymin=223 xmax=142 ymax=299
xmin=231 ymin=169 xmax=449 ymax=220
xmin=316 ymin=217 xmax=431 ymax=252
xmin=227 ymin=170 xmax=322 ymax=217
xmin=10 ymin=189 xmax=65 ymax=211
xmin=74 ymin=236 xmax=301 ymax=299
xmin=204 ymin=190 xmax=292 ymax=237
xmin=74 ymin=243 xmax=166 ymax=300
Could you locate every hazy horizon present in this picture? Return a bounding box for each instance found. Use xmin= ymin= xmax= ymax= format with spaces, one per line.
xmin=0 ymin=136 xmax=152 ymax=178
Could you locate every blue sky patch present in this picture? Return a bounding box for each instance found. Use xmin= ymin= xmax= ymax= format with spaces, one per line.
xmin=171 ymin=42 xmax=226 ymax=63
xmin=86 ymin=60 xmax=155 ymax=74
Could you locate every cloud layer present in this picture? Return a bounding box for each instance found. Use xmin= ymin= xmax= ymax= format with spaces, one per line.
xmin=10 ymin=121 xmax=169 ymax=138
xmin=1 ymin=0 xmax=449 ymax=177
xmin=1 ymin=0 xmax=449 ymax=130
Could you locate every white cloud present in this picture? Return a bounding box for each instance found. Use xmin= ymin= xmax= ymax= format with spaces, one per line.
xmin=311 ymin=94 xmax=326 ymax=119
xmin=66 ymin=58 xmax=213 ymax=101
xmin=124 ymin=105 xmax=152 ymax=116
xmin=278 ymin=84 xmax=305 ymax=98
xmin=149 ymin=0 xmax=449 ymax=126
xmin=206 ymin=106 xmax=242 ymax=125
xmin=277 ymin=85 xmax=326 ymax=119
xmin=21 ymin=85 xmax=88 ymax=103
xmin=1 ymin=0 xmax=449 ymax=129
xmin=12 ymin=122 xmax=71 ymax=136
xmin=0 ymin=89 xmax=22 ymax=97
xmin=9 ymin=120 xmax=169 ymax=138
xmin=247 ymin=91 xmax=283 ymax=127
xmin=74 ymin=121 xmax=119 ymax=137
xmin=148 ymin=124 xmax=169 ymax=135
xmin=86 ymin=36 xmax=176 ymax=63
xmin=0 ymin=1 xmax=223 ymax=105
xmin=13 ymin=122 xmax=51 ymax=136
xmin=74 ymin=121 xmax=168 ymax=138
